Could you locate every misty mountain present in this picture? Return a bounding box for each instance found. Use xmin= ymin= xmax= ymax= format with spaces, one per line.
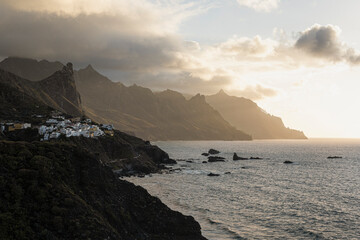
xmin=75 ymin=65 xmax=251 ymax=140
xmin=0 ymin=57 xmax=63 ymax=81
xmin=206 ymin=90 xmax=307 ymax=139
xmin=0 ymin=63 xmax=83 ymax=117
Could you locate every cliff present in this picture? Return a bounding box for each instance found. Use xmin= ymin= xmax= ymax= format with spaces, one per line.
xmin=206 ymin=90 xmax=307 ymax=139
xmin=0 ymin=64 xmax=83 ymax=117
xmin=0 ymin=73 xmax=207 ymax=239
xmin=0 ymin=140 xmax=206 ymax=240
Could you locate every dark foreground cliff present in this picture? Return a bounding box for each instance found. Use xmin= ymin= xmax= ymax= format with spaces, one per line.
xmin=0 ymin=140 xmax=206 ymax=240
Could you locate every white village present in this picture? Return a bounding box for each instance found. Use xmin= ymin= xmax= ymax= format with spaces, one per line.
xmin=0 ymin=111 xmax=114 ymax=141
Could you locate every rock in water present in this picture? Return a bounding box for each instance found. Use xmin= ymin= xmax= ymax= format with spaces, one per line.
xmin=208 ymin=156 xmax=225 ymax=162
xmin=208 ymin=173 xmax=220 ymax=177
xmin=201 ymin=153 xmax=209 ymax=156
xmin=327 ymin=156 xmax=342 ymax=159
xmin=250 ymin=157 xmax=263 ymax=160
xmin=208 ymin=149 xmax=220 ymax=155
xmin=283 ymin=160 xmax=294 ymax=164
xmin=233 ymin=153 xmax=248 ymax=160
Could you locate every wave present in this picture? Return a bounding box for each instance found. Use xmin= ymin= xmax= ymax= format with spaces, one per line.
xmin=206 ymin=217 xmax=247 ymax=240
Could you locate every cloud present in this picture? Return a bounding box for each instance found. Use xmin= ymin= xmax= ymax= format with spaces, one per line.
xmin=0 ymin=0 xmax=215 ymax=72
xmin=230 ymin=84 xmax=278 ymax=100
xmin=236 ymin=0 xmax=280 ymax=12
xmin=295 ymin=24 xmax=360 ymax=64
xmin=219 ymin=36 xmax=276 ymax=57
xmin=1 ymin=1 xmax=360 ymax=100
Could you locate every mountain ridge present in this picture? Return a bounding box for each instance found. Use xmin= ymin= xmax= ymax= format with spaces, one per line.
xmin=206 ymin=90 xmax=307 ymax=139
xmin=0 ymin=63 xmax=83 ymax=117
xmin=75 ymin=66 xmax=251 ymax=140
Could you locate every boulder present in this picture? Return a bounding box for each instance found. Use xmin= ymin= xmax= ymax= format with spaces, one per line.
xmin=327 ymin=156 xmax=342 ymax=159
xmin=233 ymin=153 xmax=248 ymax=160
xmin=208 ymin=149 xmax=220 ymax=155
xmin=283 ymin=160 xmax=293 ymax=164
xmin=202 ymin=161 xmax=208 ymax=163
xmin=224 ymin=172 xmax=231 ymax=174
xmin=201 ymin=153 xmax=209 ymax=156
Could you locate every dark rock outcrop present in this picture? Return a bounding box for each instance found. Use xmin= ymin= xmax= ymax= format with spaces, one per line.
xmin=250 ymin=157 xmax=263 ymax=160
xmin=208 ymin=156 xmax=225 ymax=162
xmin=37 ymin=63 xmax=83 ymax=117
xmin=65 ymin=130 xmax=176 ymax=176
xmin=207 ymin=173 xmax=220 ymax=177
xmin=283 ymin=160 xmax=294 ymax=164
xmin=208 ymin=149 xmax=220 ymax=155
xmin=233 ymin=153 xmax=249 ymax=160
xmin=201 ymin=153 xmax=209 ymax=156
xmin=0 ymin=64 xmax=83 ymax=117
xmin=327 ymin=156 xmax=342 ymax=159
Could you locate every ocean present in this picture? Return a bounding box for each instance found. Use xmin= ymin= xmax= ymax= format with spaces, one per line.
xmin=128 ymin=139 xmax=360 ymax=239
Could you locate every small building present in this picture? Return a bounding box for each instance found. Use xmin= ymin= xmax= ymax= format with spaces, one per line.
xmin=104 ymin=130 xmax=114 ymax=136
xmin=38 ymin=125 xmax=47 ymax=135
xmin=101 ymin=124 xmax=114 ymax=131
xmin=46 ymin=119 xmax=58 ymax=124
xmin=50 ymin=132 xmax=61 ymax=139
xmin=44 ymin=133 xmax=50 ymax=141
xmin=13 ymin=123 xmax=23 ymax=130
xmin=70 ymin=117 xmax=81 ymax=122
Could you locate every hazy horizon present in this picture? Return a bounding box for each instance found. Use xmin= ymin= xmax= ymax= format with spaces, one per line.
xmin=1 ymin=0 xmax=360 ymax=138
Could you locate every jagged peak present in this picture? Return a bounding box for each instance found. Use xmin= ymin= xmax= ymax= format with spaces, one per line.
xmin=216 ymin=89 xmax=228 ymax=96
xmin=61 ymin=62 xmax=74 ymax=75
xmin=189 ymin=93 xmax=206 ymax=103
xmin=85 ymin=64 xmax=94 ymax=71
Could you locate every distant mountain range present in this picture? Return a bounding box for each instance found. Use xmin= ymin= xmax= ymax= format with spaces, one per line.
xmin=206 ymin=90 xmax=306 ymax=139
xmin=0 ymin=57 xmax=306 ymax=140
xmin=75 ymin=65 xmax=250 ymax=140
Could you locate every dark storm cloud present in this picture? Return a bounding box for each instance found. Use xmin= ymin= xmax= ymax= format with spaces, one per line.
xmin=0 ymin=3 xmax=182 ymax=71
xmin=295 ymin=24 xmax=360 ymax=64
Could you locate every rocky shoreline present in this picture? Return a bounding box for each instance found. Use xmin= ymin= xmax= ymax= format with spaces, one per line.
xmin=0 ymin=133 xmax=207 ymax=239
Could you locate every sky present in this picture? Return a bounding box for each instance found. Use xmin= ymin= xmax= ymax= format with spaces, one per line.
xmin=0 ymin=0 xmax=360 ymax=138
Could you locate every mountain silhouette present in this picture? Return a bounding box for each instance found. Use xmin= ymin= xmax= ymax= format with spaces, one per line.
xmin=206 ymin=90 xmax=307 ymax=139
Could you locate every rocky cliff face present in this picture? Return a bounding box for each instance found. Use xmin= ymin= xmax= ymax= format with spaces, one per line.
xmin=0 ymin=64 xmax=83 ymax=117
xmin=0 ymin=140 xmax=206 ymax=240
xmin=37 ymin=63 xmax=83 ymax=117
xmin=206 ymin=90 xmax=307 ymax=139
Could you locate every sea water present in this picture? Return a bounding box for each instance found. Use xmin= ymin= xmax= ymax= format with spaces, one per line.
xmin=128 ymin=139 xmax=360 ymax=239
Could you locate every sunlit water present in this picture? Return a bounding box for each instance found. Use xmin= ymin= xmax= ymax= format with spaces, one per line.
xmin=128 ymin=139 xmax=360 ymax=239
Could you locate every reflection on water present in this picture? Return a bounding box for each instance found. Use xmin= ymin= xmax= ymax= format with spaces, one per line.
xmin=128 ymin=139 xmax=360 ymax=240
